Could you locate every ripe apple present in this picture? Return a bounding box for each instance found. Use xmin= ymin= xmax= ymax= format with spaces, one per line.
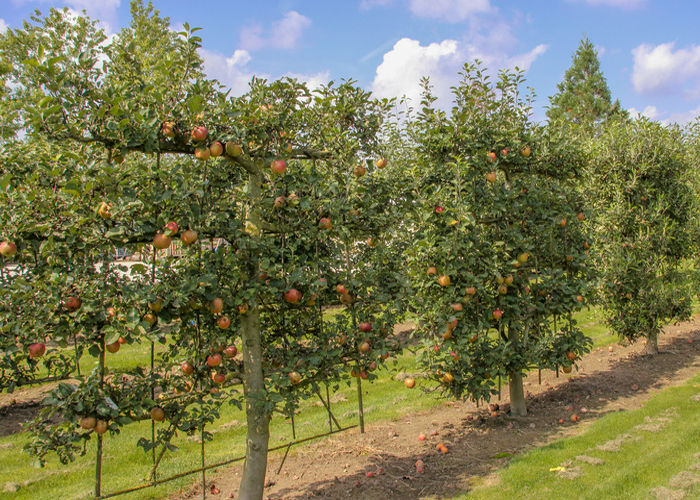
xmin=557 ymin=218 xmax=567 ymax=227
xmin=486 ymin=171 xmax=498 ymax=183
xmin=143 ymin=313 xmax=157 ymax=327
xmin=270 ymin=159 xmax=287 ymax=175
xmin=212 ymin=372 xmax=226 ymax=384
xmin=442 ymin=372 xmax=454 ymax=383
xmin=571 ymin=414 xmax=579 ymax=423
xmin=451 ymin=303 xmax=463 ymax=312
xmin=106 ymin=341 xmax=120 ymax=353
xmin=504 ymin=275 xmax=514 ymax=286
xmin=0 ymin=241 xmax=17 ymax=258
xmin=289 ymin=372 xmax=302 ymax=384
xmin=562 ymin=365 xmax=572 ymax=374
xmin=359 ymin=341 xmax=371 ymax=353
xmin=161 ymin=121 xmax=176 ymax=138
xmin=209 ymin=142 xmax=223 ymax=157
xmin=450 ymin=351 xmax=460 ymax=361
xmin=153 ymin=233 xmax=172 ymax=250
xmin=404 ymin=378 xmax=416 ymax=389
xmin=465 ymin=286 xmax=477 ymax=296
xmin=208 ymin=298 xmax=224 ymax=314
xmin=566 ymin=351 xmax=576 ymax=361
xmin=181 ymin=229 xmax=198 ymax=246
xmin=583 ymin=242 xmax=591 ymax=250
xmin=348 ymin=208 xmax=360 ymax=217
xmin=492 ymin=309 xmax=503 ymax=320
xmin=448 ymin=318 xmax=458 ymax=329
xmin=273 ymin=196 xmax=286 ymax=209
xmin=217 ymin=315 xmax=230 ymax=329
xmin=164 ymin=221 xmax=179 ymax=236
xmin=80 ymin=417 xmax=96 ymax=430
xmin=150 ymin=407 xmax=166 ymax=422
xmin=319 ymin=217 xmax=332 ymax=230
xmin=359 ymin=322 xmax=372 ymax=332
xmin=376 ymin=158 xmax=387 ymax=169
xmin=28 ymin=342 xmax=46 ymax=358
xmin=94 ymin=420 xmax=109 ymax=435
xmin=467 ymin=332 xmax=478 ymax=343
xmin=521 ymin=146 xmax=531 ymax=157
xmin=97 ymin=202 xmax=112 ymax=220
xmin=576 ymin=295 xmax=584 ymax=303
xmin=353 ymin=164 xmax=366 ymax=177
xmin=340 ymin=293 xmax=353 ymax=305
xmin=224 ymin=345 xmax=238 ymax=358
xmin=148 ymin=298 xmax=163 ymax=312
xmin=117 ymin=337 xmax=127 ymax=345
xmin=486 ymin=152 xmax=497 ymax=162
xmin=335 ymin=284 xmax=348 ymax=294
xmin=516 ymin=252 xmax=529 ymax=264
xmin=442 ymin=329 xmax=453 ymax=340
xmin=438 ymin=275 xmax=451 ymax=287
xmin=238 ymin=303 xmax=249 ymax=314
xmin=194 ymin=147 xmax=210 ymax=161
xmin=284 ymin=288 xmax=302 ymax=304
xmin=207 ymin=353 xmax=222 ymax=367
xmin=434 ymin=206 xmax=444 ymax=213
xmin=191 ymin=126 xmax=208 ymax=142
xmin=106 ymin=306 xmax=117 ymax=319
xmin=566 ymin=255 xmax=574 ymax=261
xmin=181 ymin=361 xmax=195 ymax=375
xmin=427 ymin=266 xmax=438 ymax=276
xmin=65 ymin=296 xmax=81 ymax=312
xmin=225 ymin=141 xmax=243 ymax=156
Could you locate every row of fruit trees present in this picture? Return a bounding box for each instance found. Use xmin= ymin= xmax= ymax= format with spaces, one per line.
xmin=1 ymin=5 xmax=698 ymax=500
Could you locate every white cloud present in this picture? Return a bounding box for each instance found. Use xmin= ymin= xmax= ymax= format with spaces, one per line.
xmin=285 ymin=71 xmax=331 ymax=91
xmin=200 ymin=48 xmax=263 ymax=96
xmin=631 ymin=42 xmax=700 ymax=97
xmin=628 ymin=105 xmax=659 ymax=120
xmin=240 ymin=11 xmax=311 ymax=51
xmin=0 ymin=19 xmax=7 ymax=33
xmin=571 ymin=0 xmax=646 ymax=9
xmin=11 ymin=0 xmax=120 ymax=33
xmin=371 ymin=36 xmax=548 ymax=106
xmin=628 ymin=105 xmax=700 ymax=125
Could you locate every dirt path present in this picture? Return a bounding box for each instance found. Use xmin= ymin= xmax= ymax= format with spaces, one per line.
xmin=4 ymin=319 xmax=700 ymax=500
xmin=175 ymin=319 xmax=700 ymax=500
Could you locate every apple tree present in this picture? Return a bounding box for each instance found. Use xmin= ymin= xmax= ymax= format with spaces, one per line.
xmin=586 ymin=117 xmax=693 ymax=355
xmin=403 ymin=64 xmax=593 ymax=416
xmin=0 ymin=4 xmax=407 ymax=500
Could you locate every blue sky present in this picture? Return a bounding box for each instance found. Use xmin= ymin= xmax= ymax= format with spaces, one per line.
xmin=3 ymin=0 xmax=700 ymax=124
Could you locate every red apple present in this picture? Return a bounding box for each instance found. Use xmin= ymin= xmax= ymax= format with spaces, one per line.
xmin=404 ymin=378 xmax=416 ymax=389
xmin=208 ymin=298 xmax=224 ymax=314
xmin=181 ymin=230 xmax=198 ymax=246
xmin=359 ymin=341 xmax=371 ymax=353
xmin=486 ymin=171 xmax=498 ymax=183
xmin=94 ymin=420 xmax=109 ymax=435
xmin=153 ymin=233 xmax=172 ymax=250
xmin=164 ymin=221 xmax=179 ymax=236
xmin=0 ymin=241 xmax=17 ymax=258
xmin=577 ymin=212 xmax=585 ymax=222
xmin=486 ymin=152 xmax=497 ymax=162
xmin=492 ymin=309 xmax=503 ymax=320
xmin=28 ymin=342 xmax=46 ymax=358
xmin=207 ymin=353 xmax=222 ymax=367
xmin=318 ymin=217 xmax=332 ymax=230
xmin=434 ymin=206 xmax=444 ymax=213
xmin=273 ymin=196 xmax=286 ymax=209
xmin=106 ymin=341 xmax=120 ymax=353
xmin=465 ymin=286 xmax=477 ymax=296
xmin=359 ymin=322 xmax=372 ymax=332
xmin=289 ymin=371 xmax=302 ymax=384
xmin=191 ymin=126 xmax=208 ymax=142
xmin=194 ymin=147 xmax=211 ymax=161
xmin=217 ymin=315 xmax=230 ymax=329
xmin=225 ymin=141 xmax=242 ymax=156
xmin=181 ymin=361 xmax=195 ymax=375
xmin=212 ymin=372 xmax=226 ymax=384
xmin=450 ymin=303 xmax=463 ymax=312
xmin=150 ymin=407 xmax=166 ymax=422
xmin=353 ymin=164 xmax=366 ymax=177
xmin=376 ymin=158 xmax=387 ymax=169
xmin=438 ymin=275 xmax=451 ymax=287
xmin=223 ymin=345 xmax=238 ymax=358
xmin=209 ymin=141 xmax=223 ymax=157
xmin=64 ymin=296 xmax=81 ymax=312
xmin=335 ymin=284 xmax=348 ymax=294
xmin=270 ymin=159 xmax=287 ymax=175
xmin=284 ymin=288 xmax=302 ymax=304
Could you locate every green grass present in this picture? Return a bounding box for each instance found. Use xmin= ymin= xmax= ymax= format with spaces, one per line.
xmin=461 ymin=372 xmax=700 ymax=500
xmin=0 ymin=305 xmax=680 ymax=500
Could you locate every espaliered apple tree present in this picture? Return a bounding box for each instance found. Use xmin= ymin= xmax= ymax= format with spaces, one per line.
xmin=586 ymin=117 xmax=693 ymax=355
xmin=403 ymin=64 xmax=592 ymax=416
xmin=0 ymin=4 xmax=405 ymax=500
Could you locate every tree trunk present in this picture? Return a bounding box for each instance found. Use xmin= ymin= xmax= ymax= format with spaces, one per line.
xmin=237 ymin=167 xmax=270 ymax=500
xmin=645 ymin=332 xmax=659 ymax=355
xmin=237 ymin=297 xmax=270 ymax=500
xmin=507 ymin=324 xmax=527 ymax=416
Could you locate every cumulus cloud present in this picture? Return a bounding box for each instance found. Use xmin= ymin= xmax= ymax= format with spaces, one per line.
xmin=570 ymin=0 xmax=647 ymax=9
xmin=0 ymin=18 xmax=8 ymax=33
xmin=200 ymin=48 xmax=262 ymax=96
xmin=284 ymin=71 xmax=331 ymax=91
xmin=628 ymin=105 xmax=659 ymax=120
xmin=632 ymin=42 xmax=700 ymax=97
xmin=371 ymin=37 xmax=547 ymax=106
xmin=628 ymin=104 xmax=700 ymax=125
xmin=240 ymin=11 xmax=311 ymax=51
xmin=12 ymin=0 xmax=121 ymax=33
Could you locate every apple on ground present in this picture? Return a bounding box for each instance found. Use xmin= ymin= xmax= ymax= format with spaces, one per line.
xmin=404 ymin=378 xmax=416 ymax=389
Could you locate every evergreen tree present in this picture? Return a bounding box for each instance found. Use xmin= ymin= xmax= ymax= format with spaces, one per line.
xmin=547 ymin=37 xmax=626 ymax=127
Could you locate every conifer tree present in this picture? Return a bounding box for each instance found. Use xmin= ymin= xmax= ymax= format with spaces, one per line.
xmin=547 ymin=37 xmax=625 ymax=127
